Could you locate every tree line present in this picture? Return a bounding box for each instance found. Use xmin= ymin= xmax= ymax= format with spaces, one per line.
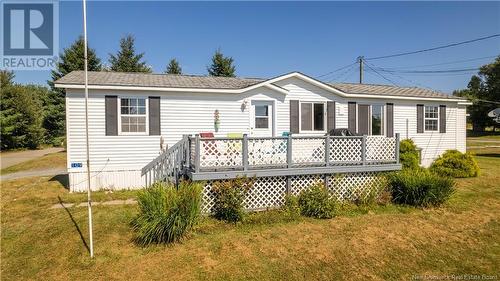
xmin=453 ymin=56 xmax=500 ymax=133
xmin=1 ymin=34 xmax=498 ymax=150
xmin=1 ymin=35 xmax=237 ymax=150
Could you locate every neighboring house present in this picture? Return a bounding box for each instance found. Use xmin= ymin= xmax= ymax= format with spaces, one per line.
xmin=55 ymin=71 xmax=470 ymax=192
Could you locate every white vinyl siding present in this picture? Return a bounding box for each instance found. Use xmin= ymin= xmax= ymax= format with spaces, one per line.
xmin=65 ymin=77 xmax=467 ymax=191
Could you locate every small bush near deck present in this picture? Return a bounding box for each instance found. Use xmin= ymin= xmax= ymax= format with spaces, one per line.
xmin=399 ymin=139 xmax=420 ymax=170
xmin=388 ymin=169 xmax=455 ymax=207
xmin=298 ymin=183 xmax=337 ymax=219
xmin=281 ymin=194 xmax=301 ymax=219
xmin=212 ymin=177 xmax=254 ymax=223
xmin=132 ymin=181 xmax=202 ymax=245
xmin=430 ymin=150 xmax=480 ymax=178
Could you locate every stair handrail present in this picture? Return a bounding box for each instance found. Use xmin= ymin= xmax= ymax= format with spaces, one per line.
xmin=141 ymin=135 xmax=190 ymax=186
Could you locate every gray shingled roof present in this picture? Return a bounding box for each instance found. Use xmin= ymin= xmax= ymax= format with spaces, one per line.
xmin=329 ymin=82 xmax=455 ymax=99
xmin=56 ymin=71 xmax=460 ymax=100
xmin=55 ymin=71 xmax=264 ymax=89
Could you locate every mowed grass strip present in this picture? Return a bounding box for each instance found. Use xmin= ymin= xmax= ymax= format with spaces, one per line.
xmin=1 ymin=156 xmax=499 ymax=281
xmin=0 ymin=151 xmax=67 ymax=175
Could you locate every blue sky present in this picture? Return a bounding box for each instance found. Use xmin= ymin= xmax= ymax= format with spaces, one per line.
xmin=12 ymin=1 xmax=500 ymax=93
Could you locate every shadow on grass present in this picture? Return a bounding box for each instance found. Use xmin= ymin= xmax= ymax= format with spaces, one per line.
xmin=57 ymin=196 xmax=90 ymax=254
xmin=50 ymin=174 xmax=69 ymax=190
xmin=476 ymin=153 xmax=500 ymax=158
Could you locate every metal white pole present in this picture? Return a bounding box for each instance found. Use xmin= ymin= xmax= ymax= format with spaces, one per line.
xmin=82 ymin=0 xmax=94 ymax=258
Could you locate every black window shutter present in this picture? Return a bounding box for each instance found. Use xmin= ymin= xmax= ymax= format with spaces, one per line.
xmin=417 ymin=104 xmax=424 ymax=133
xmin=327 ymin=101 xmax=335 ymax=132
xmin=348 ymin=102 xmax=356 ymax=133
xmin=386 ymin=103 xmax=394 ymax=137
xmin=149 ymin=96 xmax=161 ymax=135
xmin=439 ymin=105 xmax=446 ymax=133
xmin=357 ymin=104 xmax=370 ymax=135
xmin=105 ymin=96 xmax=118 ymax=136
xmin=290 ymin=100 xmax=299 ymax=134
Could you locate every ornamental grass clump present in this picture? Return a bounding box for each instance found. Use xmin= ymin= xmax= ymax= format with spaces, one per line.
xmin=212 ymin=177 xmax=254 ymax=223
xmin=399 ymin=139 xmax=420 ymax=170
xmin=388 ymin=169 xmax=455 ymax=207
xmin=298 ymin=183 xmax=337 ymax=219
xmin=132 ymin=181 xmax=202 ymax=245
xmin=430 ymin=150 xmax=480 ymax=178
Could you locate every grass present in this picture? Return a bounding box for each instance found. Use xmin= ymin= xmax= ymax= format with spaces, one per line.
xmin=1 ymin=157 xmax=499 ymax=280
xmin=0 ymin=151 xmax=67 ymax=175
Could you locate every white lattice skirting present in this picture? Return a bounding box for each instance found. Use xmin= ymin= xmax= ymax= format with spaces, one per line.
xmin=201 ymin=171 xmax=387 ymax=213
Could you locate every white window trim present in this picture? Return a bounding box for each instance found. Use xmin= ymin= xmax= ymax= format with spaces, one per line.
xmin=299 ymin=101 xmax=327 ymax=134
xmin=118 ymin=96 xmax=149 ymax=136
xmin=250 ymin=100 xmax=275 ymax=136
xmin=254 ymin=104 xmax=270 ymax=129
xmin=424 ymin=105 xmax=439 ymax=132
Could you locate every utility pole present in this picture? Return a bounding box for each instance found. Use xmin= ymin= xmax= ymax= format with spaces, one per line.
xmin=357 ymin=56 xmax=364 ymax=84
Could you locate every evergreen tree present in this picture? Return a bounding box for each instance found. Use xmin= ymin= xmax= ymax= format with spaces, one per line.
xmin=1 ymin=85 xmax=46 ymax=149
xmin=207 ymin=49 xmax=236 ymax=77
xmin=0 ymin=70 xmax=15 ymax=88
xmin=109 ymin=35 xmax=152 ymax=73
xmin=165 ymin=58 xmax=182 ymax=74
xmin=48 ymin=36 xmax=102 ymax=140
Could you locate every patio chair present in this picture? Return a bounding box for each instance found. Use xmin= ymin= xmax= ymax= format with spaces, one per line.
xmin=226 ymin=133 xmax=243 ymax=155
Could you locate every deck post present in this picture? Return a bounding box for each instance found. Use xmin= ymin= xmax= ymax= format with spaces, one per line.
xmin=287 ymin=134 xmax=293 ymax=168
xmin=286 ymin=176 xmax=291 ymax=194
xmin=395 ymin=133 xmax=400 ymax=164
xmin=242 ymin=134 xmax=249 ymax=171
xmin=195 ymin=134 xmax=200 ymax=173
xmin=325 ymin=135 xmax=330 ymax=166
xmin=286 ymin=134 xmax=293 ymax=194
xmin=361 ymin=135 xmax=367 ymax=165
xmin=182 ymin=134 xmax=189 ymax=169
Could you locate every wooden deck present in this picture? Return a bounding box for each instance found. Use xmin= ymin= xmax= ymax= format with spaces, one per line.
xmin=142 ymin=134 xmax=402 ymax=185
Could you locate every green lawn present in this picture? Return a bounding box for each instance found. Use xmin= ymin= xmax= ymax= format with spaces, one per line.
xmin=1 ymin=156 xmax=499 ymax=280
xmin=0 ymin=151 xmax=67 ymax=175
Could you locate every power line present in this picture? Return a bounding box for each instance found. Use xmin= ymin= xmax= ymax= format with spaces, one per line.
xmin=376 ymin=55 xmax=498 ymax=70
xmin=472 ymin=98 xmax=500 ymax=105
xmin=365 ymin=34 xmax=500 ymax=60
xmin=316 ymin=62 xmax=357 ymax=78
xmin=327 ymin=64 xmax=359 ymax=82
xmin=375 ymin=67 xmax=480 ymax=74
xmin=363 ymin=62 xmax=399 ymax=86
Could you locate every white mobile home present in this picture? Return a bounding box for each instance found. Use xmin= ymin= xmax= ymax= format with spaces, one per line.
xmin=55 ymin=71 xmax=469 ymax=193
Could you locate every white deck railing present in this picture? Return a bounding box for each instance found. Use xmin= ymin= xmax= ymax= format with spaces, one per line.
xmin=190 ymin=134 xmax=400 ymax=172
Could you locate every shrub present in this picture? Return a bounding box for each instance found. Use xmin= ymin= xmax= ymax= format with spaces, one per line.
xmin=132 ymin=181 xmax=202 ymax=245
xmin=430 ymin=150 xmax=480 ymax=178
xmin=212 ymin=177 xmax=254 ymax=223
xmin=281 ymin=194 xmax=301 ymax=219
xmin=388 ymin=169 xmax=455 ymax=207
xmin=298 ymin=183 xmax=337 ymax=219
xmin=399 ymin=139 xmax=420 ymax=169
